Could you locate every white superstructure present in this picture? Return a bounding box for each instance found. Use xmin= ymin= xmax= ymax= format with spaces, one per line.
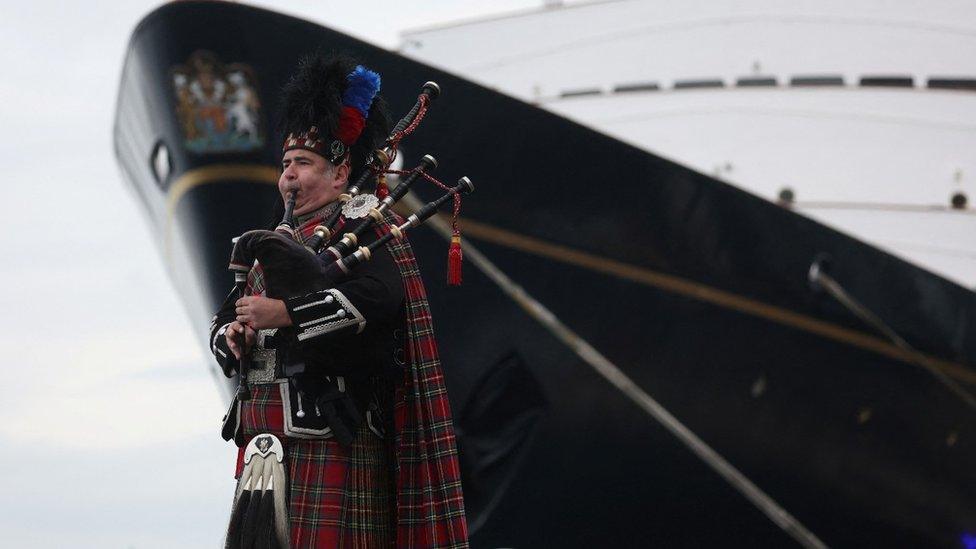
xmin=401 ymin=0 xmax=976 ymax=288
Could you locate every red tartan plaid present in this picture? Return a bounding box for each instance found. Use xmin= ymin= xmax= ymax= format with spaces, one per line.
xmin=237 ymin=207 xmax=468 ymax=548
xmin=383 ymin=218 xmax=469 ymax=549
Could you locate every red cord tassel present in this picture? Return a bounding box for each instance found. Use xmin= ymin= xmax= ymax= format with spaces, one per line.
xmin=447 ymin=234 xmax=462 ymax=286
xmin=375 ymin=173 xmax=389 ymax=200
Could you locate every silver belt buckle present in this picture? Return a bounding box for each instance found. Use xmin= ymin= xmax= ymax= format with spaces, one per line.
xmin=246 ymin=329 xmax=279 ymax=384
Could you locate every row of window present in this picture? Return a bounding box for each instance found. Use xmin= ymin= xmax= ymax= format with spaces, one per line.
xmin=558 ymin=76 xmax=976 ymax=98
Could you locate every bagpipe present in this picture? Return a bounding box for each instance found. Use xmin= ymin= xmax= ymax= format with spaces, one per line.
xmin=225 ymin=80 xmax=474 ymax=402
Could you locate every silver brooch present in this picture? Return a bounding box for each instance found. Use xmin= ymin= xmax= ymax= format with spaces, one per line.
xmin=342 ymin=193 xmax=379 ymax=219
xmin=330 ymin=140 xmax=345 ymax=158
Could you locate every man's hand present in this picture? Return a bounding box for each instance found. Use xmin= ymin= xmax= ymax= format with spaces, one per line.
xmin=236 ymin=295 xmax=293 ymax=330
xmin=225 ymin=321 xmax=256 ymax=360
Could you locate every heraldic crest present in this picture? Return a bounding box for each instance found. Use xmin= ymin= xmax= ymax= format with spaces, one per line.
xmin=171 ymin=50 xmax=265 ymax=153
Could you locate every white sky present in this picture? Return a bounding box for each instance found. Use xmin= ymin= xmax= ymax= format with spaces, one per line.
xmin=0 ymin=1 xmax=540 ymax=547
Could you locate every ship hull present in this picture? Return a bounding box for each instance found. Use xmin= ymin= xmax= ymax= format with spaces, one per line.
xmin=114 ymin=3 xmax=976 ymax=546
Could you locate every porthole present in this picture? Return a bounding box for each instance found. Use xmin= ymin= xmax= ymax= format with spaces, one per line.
xmin=151 ymin=140 xmax=171 ymax=187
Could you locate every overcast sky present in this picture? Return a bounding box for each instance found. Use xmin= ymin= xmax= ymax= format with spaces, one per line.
xmin=0 ymin=1 xmax=541 ymax=547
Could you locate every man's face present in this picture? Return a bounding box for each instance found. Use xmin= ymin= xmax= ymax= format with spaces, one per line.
xmin=278 ymin=149 xmax=350 ymax=216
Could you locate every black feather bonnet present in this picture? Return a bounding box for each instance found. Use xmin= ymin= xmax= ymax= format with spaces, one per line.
xmin=278 ymin=52 xmax=389 ymax=182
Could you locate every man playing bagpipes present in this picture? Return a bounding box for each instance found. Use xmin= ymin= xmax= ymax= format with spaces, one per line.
xmin=209 ymin=52 xmax=469 ymax=549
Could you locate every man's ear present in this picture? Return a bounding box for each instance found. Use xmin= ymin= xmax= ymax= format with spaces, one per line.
xmin=333 ymin=158 xmax=351 ymax=188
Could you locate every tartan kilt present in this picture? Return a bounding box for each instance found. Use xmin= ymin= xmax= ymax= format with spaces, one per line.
xmin=238 ymin=383 xmax=396 ymax=549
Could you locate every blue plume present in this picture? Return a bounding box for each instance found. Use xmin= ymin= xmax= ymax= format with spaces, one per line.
xmin=342 ymin=65 xmax=381 ymax=117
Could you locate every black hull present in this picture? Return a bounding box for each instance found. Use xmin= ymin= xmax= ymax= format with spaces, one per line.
xmin=114 ymin=3 xmax=976 ymax=547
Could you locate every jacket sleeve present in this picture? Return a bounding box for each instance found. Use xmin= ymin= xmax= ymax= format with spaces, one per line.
xmin=209 ymin=286 xmax=242 ymax=377
xmin=284 ymin=241 xmax=404 ymax=343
